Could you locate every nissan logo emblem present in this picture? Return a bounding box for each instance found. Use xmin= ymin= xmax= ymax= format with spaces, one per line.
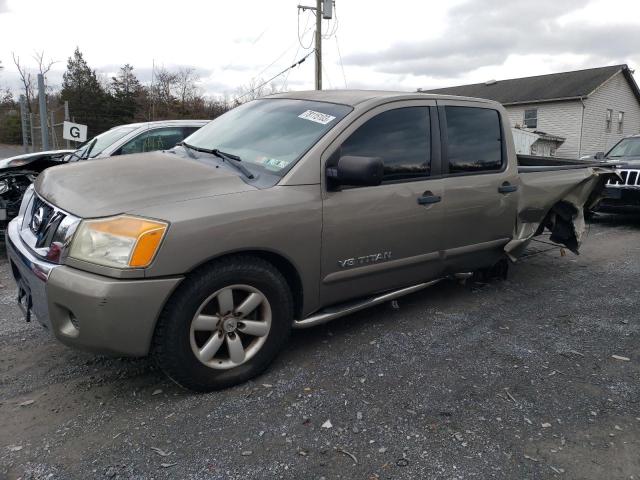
xmin=31 ymin=206 xmax=45 ymax=232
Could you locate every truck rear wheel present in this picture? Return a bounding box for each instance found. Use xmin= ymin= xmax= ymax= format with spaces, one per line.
xmin=153 ymin=256 xmax=293 ymax=392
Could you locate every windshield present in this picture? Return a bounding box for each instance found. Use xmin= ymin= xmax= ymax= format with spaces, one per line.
xmin=183 ymin=99 xmax=352 ymax=175
xmin=607 ymin=137 xmax=640 ymax=158
xmin=75 ymin=125 xmax=138 ymax=159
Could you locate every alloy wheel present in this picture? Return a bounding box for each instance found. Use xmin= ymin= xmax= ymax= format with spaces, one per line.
xmin=189 ymin=284 xmax=272 ymax=370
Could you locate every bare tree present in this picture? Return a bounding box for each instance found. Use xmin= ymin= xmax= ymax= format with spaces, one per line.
xmin=33 ymin=50 xmax=56 ymax=77
xmin=12 ymin=52 xmax=34 ymax=111
xmin=234 ymin=78 xmax=281 ymax=105
xmin=33 ymin=50 xmax=58 ymax=97
xmin=175 ymin=67 xmax=201 ymax=111
xmin=150 ymin=67 xmax=178 ymax=118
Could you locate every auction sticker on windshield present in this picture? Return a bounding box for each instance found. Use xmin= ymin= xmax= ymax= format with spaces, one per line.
xmin=264 ymin=158 xmax=291 ymax=171
xmin=298 ymin=110 xmax=336 ymax=125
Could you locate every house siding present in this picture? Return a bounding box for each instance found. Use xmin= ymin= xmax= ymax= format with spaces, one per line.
xmin=505 ymin=101 xmax=584 ymax=158
xmin=580 ymin=71 xmax=640 ymax=155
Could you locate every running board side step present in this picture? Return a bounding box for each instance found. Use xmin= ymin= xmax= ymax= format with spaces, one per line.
xmin=293 ymin=279 xmax=443 ymax=329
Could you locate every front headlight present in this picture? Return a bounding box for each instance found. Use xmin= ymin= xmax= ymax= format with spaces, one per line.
xmin=0 ymin=179 xmax=9 ymax=195
xmin=18 ymin=184 xmax=35 ymax=217
xmin=69 ymin=215 xmax=168 ymax=269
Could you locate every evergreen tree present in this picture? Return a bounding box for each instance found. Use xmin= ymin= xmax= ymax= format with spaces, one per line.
xmin=61 ymin=47 xmax=109 ymax=136
xmin=110 ymin=64 xmax=145 ymax=122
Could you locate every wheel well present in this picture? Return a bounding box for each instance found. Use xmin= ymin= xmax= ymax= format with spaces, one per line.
xmin=191 ymin=251 xmax=304 ymax=319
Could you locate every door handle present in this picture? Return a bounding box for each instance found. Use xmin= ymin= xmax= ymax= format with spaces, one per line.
xmin=417 ymin=193 xmax=442 ymax=205
xmin=498 ymin=183 xmax=518 ymax=194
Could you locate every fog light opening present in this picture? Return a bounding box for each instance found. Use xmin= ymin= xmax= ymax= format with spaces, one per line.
xmin=59 ymin=308 xmax=80 ymax=338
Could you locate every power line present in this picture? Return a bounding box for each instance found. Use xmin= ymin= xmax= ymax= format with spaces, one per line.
xmin=322 ymin=62 xmax=333 ymax=89
xmin=335 ymin=35 xmax=347 ymax=88
xmin=282 ymin=43 xmax=303 ymax=91
xmin=254 ymin=42 xmax=299 ymax=80
xmin=297 ymin=9 xmax=315 ymax=50
xmin=236 ymin=49 xmax=315 ymax=102
xmin=254 ymin=18 xmax=313 ymax=82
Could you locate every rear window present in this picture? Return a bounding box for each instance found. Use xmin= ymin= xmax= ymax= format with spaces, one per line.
xmin=445 ymin=106 xmax=503 ymax=173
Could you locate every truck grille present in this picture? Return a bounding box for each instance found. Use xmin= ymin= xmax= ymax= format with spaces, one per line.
xmin=24 ymin=195 xmax=66 ymax=248
xmin=607 ymin=169 xmax=640 ymax=188
xmin=18 ymin=192 xmax=80 ymax=263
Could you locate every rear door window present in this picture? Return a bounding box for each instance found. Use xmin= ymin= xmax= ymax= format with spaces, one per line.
xmin=119 ymin=127 xmax=186 ymax=155
xmin=339 ymin=107 xmax=431 ymax=181
xmin=445 ymin=106 xmax=503 ymax=173
xmin=182 ymin=126 xmax=202 ymax=138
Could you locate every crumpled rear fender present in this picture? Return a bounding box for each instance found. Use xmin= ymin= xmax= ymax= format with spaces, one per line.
xmin=505 ymin=167 xmax=619 ymax=260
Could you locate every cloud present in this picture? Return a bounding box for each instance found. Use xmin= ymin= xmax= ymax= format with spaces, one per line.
xmin=0 ymin=0 xmax=8 ymax=13
xmin=343 ymin=0 xmax=640 ymax=78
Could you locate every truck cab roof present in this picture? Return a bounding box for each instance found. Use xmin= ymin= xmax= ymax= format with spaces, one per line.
xmin=266 ymin=89 xmax=499 ymax=108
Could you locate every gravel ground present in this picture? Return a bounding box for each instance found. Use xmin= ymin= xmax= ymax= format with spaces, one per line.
xmin=0 ymin=214 xmax=639 ymax=480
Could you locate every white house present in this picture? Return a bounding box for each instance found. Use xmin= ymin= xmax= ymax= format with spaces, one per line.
xmin=424 ymin=65 xmax=640 ymax=158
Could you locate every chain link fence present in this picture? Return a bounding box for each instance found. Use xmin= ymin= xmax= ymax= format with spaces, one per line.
xmin=28 ymin=104 xmax=72 ymax=151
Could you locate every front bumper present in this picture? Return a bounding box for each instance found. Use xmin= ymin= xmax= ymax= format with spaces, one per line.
xmin=597 ymin=186 xmax=640 ymax=211
xmin=6 ymin=218 xmax=183 ymax=357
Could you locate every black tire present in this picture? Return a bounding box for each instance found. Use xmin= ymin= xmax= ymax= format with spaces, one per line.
xmin=152 ymin=255 xmax=293 ymax=392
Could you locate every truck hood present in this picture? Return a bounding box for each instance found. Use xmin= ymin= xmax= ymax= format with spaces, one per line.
xmin=0 ymin=149 xmax=74 ymax=170
xmin=605 ymin=155 xmax=640 ymax=166
xmin=35 ymin=151 xmax=256 ymax=218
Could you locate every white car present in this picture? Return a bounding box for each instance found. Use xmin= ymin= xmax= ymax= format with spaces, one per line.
xmin=1 ymin=120 xmax=209 ymax=232
xmin=66 ymin=119 xmax=209 ymax=160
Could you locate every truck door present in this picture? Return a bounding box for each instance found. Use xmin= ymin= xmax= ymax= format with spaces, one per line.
xmin=320 ymin=100 xmax=446 ymax=306
xmin=436 ymin=101 xmax=519 ymax=273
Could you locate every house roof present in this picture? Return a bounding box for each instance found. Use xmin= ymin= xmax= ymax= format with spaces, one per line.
xmin=423 ymin=65 xmax=640 ymax=106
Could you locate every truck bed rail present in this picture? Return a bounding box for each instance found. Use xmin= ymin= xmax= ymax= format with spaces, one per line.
xmin=517 ymin=154 xmax=619 ymax=173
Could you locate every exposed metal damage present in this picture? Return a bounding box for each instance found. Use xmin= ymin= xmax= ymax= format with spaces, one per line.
xmin=505 ymin=167 xmax=620 ymax=260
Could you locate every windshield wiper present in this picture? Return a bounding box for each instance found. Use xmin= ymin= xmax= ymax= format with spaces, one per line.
xmin=180 ymin=143 xmax=255 ymax=179
xmin=177 ymin=142 xmax=197 ymax=158
xmin=82 ymin=138 xmax=97 ymax=159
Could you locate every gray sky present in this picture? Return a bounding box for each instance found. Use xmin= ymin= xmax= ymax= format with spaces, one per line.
xmin=0 ymin=0 xmax=639 ymax=97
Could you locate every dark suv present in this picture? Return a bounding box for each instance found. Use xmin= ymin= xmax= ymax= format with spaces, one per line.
xmin=598 ymin=134 xmax=640 ymax=211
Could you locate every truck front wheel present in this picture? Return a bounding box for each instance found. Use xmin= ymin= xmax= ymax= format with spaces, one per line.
xmin=153 ymin=256 xmax=293 ymax=392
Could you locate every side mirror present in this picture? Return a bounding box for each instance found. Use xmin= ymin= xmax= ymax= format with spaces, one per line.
xmin=595 ymin=151 xmax=605 ymax=160
xmin=327 ymin=155 xmax=384 ymax=187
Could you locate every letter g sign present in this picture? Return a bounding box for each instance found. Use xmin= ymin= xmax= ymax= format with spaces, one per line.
xmin=63 ymin=121 xmax=88 ymax=142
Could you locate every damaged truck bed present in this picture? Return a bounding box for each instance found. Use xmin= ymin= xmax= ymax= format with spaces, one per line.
xmin=508 ymin=155 xmax=616 ymax=259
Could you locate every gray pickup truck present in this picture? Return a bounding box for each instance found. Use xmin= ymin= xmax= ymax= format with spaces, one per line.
xmin=6 ymin=90 xmax=616 ymax=391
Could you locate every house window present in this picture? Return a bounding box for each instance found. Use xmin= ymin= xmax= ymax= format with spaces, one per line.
xmin=605 ymin=109 xmax=613 ymax=132
xmin=524 ymin=109 xmax=537 ymax=129
xmin=618 ymin=111 xmax=624 ymax=134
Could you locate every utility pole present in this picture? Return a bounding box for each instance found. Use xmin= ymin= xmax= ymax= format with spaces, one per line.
xmin=29 ymin=113 xmax=35 ymax=151
xmin=315 ymin=0 xmax=322 ymax=90
xmin=37 ymin=73 xmax=49 ymax=151
xmin=299 ymin=0 xmax=333 ymax=91
xmin=64 ymin=101 xmax=70 ymax=149
xmin=19 ymin=95 xmax=29 ymax=153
